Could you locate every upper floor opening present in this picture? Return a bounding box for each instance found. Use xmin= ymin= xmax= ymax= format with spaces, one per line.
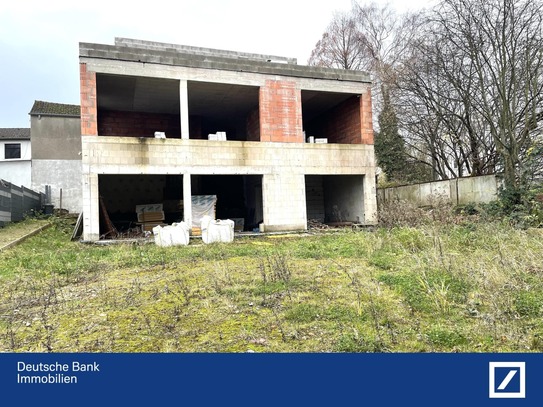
xmin=94 ymin=73 xmax=368 ymax=145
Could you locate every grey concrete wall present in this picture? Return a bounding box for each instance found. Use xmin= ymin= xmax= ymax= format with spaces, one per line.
xmin=31 ymin=115 xmax=81 ymax=160
xmin=377 ymin=175 xmax=500 ymax=207
xmin=32 ymin=160 xmax=82 ymax=213
xmin=30 ymin=115 xmax=82 ymax=213
xmin=456 ymin=175 xmax=500 ymax=205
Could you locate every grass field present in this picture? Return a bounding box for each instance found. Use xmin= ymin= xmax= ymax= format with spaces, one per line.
xmin=1 ymin=216 xmax=542 ymax=353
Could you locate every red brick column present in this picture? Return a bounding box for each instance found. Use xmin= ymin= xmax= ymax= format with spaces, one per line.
xmin=80 ymin=63 xmax=97 ymax=136
xmin=360 ymin=88 xmax=374 ymax=144
xmin=259 ymin=80 xmax=303 ymax=143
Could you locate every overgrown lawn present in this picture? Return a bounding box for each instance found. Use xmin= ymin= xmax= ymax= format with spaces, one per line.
xmin=1 ymin=218 xmax=542 ymax=353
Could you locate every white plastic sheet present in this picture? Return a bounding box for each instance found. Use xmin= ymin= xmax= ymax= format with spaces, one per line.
xmin=201 ymin=215 xmax=235 ymax=244
xmin=153 ymin=222 xmax=191 ymax=247
xmin=191 ymin=195 xmax=217 ymax=229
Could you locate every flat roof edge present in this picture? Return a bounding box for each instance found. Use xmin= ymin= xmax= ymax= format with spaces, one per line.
xmin=79 ymin=42 xmax=372 ymax=84
xmin=114 ymin=37 xmax=298 ymax=65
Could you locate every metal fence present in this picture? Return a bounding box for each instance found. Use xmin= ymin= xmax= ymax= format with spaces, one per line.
xmin=0 ymin=179 xmax=45 ymax=227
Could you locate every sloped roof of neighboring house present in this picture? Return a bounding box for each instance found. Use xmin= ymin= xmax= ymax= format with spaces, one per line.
xmin=0 ymin=128 xmax=30 ymax=140
xmin=29 ymin=100 xmax=80 ymax=118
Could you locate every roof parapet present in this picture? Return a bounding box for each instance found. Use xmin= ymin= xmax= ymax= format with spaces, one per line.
xmin=115 ymin=37 xmax=298 ymax=65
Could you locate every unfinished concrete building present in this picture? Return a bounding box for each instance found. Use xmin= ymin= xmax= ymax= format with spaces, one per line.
xmin=79 ymin=38 xmax=377 ymax=241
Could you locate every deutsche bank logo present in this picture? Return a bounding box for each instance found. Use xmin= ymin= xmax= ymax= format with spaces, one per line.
xmin=489 ymin=362 xmax=526 ymax=398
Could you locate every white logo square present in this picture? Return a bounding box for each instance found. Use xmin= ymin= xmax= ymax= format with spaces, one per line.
xmin=489 ymin=362 xmax=525 ymax=399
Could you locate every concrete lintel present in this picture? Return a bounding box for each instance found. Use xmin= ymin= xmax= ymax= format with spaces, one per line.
xmin=81 ymin=58 xmax=370 ymax=94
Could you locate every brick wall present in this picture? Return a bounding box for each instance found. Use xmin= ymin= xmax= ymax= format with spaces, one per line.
xmin=246 ymin=108 xmax=260 ymax=141
xmin=98 ymin=110 xmax=181 ymax=138
xmin=360 ymin=89 xmax=374 ymax=144
xmin=319 ymin=92 xmax=374 ymax=145
xmin=80 ymin=63 xmax=97 ymax=136
xmin=259 ymin=80 xmax=303 ymax=143
xmin=323 ymin=96 xmax=362 ymax=144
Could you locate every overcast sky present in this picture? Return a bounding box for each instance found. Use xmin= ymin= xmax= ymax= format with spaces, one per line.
xmin=0 ymin=0 xmax=432 ymax=128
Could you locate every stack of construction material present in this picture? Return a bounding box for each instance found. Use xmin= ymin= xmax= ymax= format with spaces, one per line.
xmin=207 ymin=132 xmax=227 ymax=141
xmin=191 ymin=195 xmax=217 ymax=235
xmin=136 ymin=203 xmax=166 ymax=232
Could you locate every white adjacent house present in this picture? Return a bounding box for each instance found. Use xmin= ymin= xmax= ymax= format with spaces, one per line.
xmin=0 ymin=128 xmax=31 ymax=187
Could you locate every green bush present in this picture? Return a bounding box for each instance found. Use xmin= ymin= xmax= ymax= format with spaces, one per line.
xmin=481 ymin=185 xmax=543 ymax=228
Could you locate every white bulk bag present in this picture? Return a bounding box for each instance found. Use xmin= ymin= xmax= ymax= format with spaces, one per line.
xmin=153 ymin=222 xmax=190 ymax=247
xmin=201 ymin=215 xmax=235 ymax=244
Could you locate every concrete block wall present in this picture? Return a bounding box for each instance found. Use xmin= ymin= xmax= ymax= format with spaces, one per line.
xmin=82 ymin=137 xmax=375 ymax=176
xmin=323 ymin=175 xmax=365 ymax=223
xmin=99 ymin=174 xmax=168 ymax=214
xmin=259 ymin=80 xmax=303 ymax=143
xmin=81 ymin=137 xmax=377 ymax=240
xmin=262 ymin=173 xmax=307 ymax=231
xmin=305 ymin=175 xmax=325 ymax=222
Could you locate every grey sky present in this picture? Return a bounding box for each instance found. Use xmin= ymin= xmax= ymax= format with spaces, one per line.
xmin=0 ymin=0 xmax=430 ymax=128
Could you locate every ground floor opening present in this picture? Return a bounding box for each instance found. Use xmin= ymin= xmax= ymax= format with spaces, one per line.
xmin=98 ymin=174 xmax=263 ymax=237
xmin=305 ymin=175 xmax=365 ymax=227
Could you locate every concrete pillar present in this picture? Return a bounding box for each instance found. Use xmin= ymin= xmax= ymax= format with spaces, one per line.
xmin=363 ymin=170 xmax=378 ymax=225
xmin=80 ymin=63 xmax=98 ymax=136
xmin=180 ymin=80 xmax=190 ymax=140
xmin=82 ymin=172 xmax=100 ymax=241
xmin=360 ymin=88 xmax=374 ymax=145
xmin=183 ymin=172 xmax=192 ymax=229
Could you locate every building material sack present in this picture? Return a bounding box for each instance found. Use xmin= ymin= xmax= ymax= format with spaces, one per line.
xmin=153 ymin=222 xmax=190 ymax=247
xmin=201 ymin=215 xmax=235 ymax=244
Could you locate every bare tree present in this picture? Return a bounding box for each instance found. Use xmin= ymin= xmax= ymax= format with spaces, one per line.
xmin=400 ymin=0 xmax=543 ymax=187
xmin=309 ymin=2 xmax=423 ymax=182
xmin=308 ymin=11 xmax=367 ymax=70
xmin=309 ymin=2 xmax=422 ymax=108
xmin=398 ymin=22 xmax=499 ymax=179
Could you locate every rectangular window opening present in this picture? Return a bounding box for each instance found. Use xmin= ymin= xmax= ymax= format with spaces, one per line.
xmin=5 ymin=143 xmax=21 ymax=159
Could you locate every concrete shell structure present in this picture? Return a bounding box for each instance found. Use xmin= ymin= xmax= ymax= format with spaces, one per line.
xmin=79 ymin=38 xmax=377 ymax=241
